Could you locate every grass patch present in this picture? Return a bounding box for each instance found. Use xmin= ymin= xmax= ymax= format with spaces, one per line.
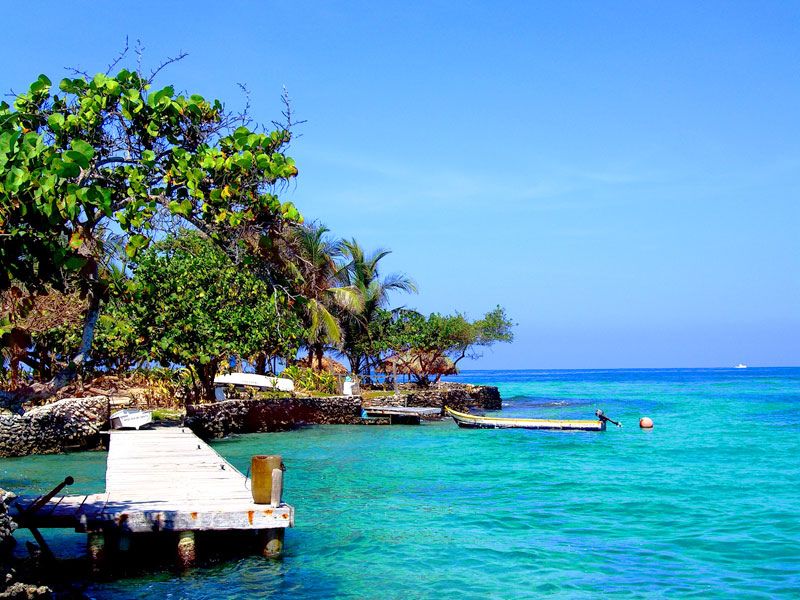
xmin=361 ymin=390 xmax=395 ymax=400
xmin=152 ymin=408 xmax=185 ymax=422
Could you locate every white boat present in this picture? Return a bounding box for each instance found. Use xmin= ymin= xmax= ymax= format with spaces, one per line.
xmin=110 ymin=409 xmax=153 ymax=430
xmin=445 ymin=407 xmax=614 ymax=432
xmin=734 ymin=363 xmax=747 ymax=369
xmin=213 ymin=373 xmax=295 ymax=400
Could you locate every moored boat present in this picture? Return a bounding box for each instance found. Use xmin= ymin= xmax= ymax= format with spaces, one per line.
xmin=445 ymin=406 xmax=608 ymax=432
xmin=110 ymin=409 xmax=153 ymax=430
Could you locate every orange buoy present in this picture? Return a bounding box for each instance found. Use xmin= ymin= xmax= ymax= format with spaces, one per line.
xmin=639 ymin=417 xmax=654 ymax=429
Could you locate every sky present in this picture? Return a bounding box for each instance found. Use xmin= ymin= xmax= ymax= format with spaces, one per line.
xmin=1 ymin=1 xmax=798 ymax=368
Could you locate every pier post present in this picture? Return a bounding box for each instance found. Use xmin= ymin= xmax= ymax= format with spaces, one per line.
xmin=117 ymin=532 xmax=131 ymax=554
xmin=258 ymin=528 xmax=285 ymax=558
xmin=270 ymin=468 xmax=283 ymax=507
xmin=176 ymin=530 xmax=196 ymax=569
xmin=87 ymin=531 xmax=106 ymax=576
xmin=251 ymin=455 xmax=282 ymax=504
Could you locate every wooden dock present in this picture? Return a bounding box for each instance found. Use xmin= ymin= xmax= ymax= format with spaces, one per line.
xmin=362 ymin=405 xmax=441 ymax=424
xmin=11 ymin=428 xmax=294 ymax=568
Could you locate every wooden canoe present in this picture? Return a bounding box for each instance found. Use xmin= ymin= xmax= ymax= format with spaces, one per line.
xmin=445 ymin=407 xmax=606 ymax=432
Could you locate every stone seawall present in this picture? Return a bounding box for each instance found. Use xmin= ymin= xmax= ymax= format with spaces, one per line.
xmin=362 ymin=384 xmax=501 ymax=412
xmin=0 ymin=396 xmax=109 ymax=458
xmin=186 ymin=384 xmax=501 ymax=439
xmin=186 ymin=395 xmax=363 ymax=439
xmin=0 ymin=488 xmax=52 ymax=598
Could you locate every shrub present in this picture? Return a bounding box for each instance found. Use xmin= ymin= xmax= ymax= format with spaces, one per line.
xmin=282 ymin=365 xmax=337 ymax=394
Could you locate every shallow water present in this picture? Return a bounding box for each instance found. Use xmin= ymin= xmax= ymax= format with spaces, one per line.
xmin=2 ymin=368 xmax=799 ymax=598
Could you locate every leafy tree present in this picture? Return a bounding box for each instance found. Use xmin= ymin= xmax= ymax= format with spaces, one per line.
xmin=124 ymin=231 xmax=303 ymax=401
xmin=0 ymin=65 xmax=301 ymax=404
xmin=381 ymin=306 xmax=515 ymax=385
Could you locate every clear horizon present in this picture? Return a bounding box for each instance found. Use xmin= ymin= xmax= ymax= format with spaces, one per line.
xmin=1 ymin=1 xmax=797 ymax=369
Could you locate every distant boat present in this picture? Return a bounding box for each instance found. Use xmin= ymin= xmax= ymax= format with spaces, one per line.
xmin=734 ymin=363 xmax=748 ymax=369
xmin=445 ymin=407 xmax=609 ymax=432
xmin=110 ymin=409 xmax=152 ymax=430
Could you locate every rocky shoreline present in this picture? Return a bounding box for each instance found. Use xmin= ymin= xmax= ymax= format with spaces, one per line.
xmin=0 ymin=490 xmax=52 ymax=599
xmin=186 ymin=383 xmax=500 ymax=439
xmin=0 ymin=397 xmax=109 ymax=459
xmin=0 ymin=384 xmax=501 ymax=454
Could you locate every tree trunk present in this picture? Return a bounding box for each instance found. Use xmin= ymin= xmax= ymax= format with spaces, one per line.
xmin=197 ymin=360 xmax=219 ymax=402
xmin=254 ymin=354 xmax=267 ymax=375
xmin=314 ymin=345 xmax=324 ymax=371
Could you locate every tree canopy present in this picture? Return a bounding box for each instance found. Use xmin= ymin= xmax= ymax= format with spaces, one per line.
xmin=0 ymin=61 xmax=514 ymax=405
xmin=0 ymin=66 xmax=301 ymax=402
xmin=122 ymin=231 xmax=303 ymax=400
xmin=377 ymin=306 xmax=515 ymax=384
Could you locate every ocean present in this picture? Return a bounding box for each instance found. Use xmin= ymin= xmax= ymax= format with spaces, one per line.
xmin=3 ymin=367 xmax=799 ymax=598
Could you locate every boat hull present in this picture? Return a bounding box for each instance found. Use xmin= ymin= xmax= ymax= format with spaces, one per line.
xmin=110 ymin=409 xmax=153 ymax=430
xmin=445 ymin=407 xmax=605 ymax=432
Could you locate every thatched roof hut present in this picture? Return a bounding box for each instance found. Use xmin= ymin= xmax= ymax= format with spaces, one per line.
xmin=295 ymin=355 xmax=349 ymax=374
xmin=377 ymin=351 xmax=457 ymax=377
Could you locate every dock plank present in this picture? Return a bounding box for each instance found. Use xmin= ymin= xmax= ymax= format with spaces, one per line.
xmin=364 ymin=406 xmax=441 ymax=417
xmin=15 ymin=428 xmax=294 ymax=533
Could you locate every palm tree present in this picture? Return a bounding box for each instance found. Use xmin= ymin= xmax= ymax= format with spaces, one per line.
xmin=286 ymin=223 xmax=362 ymax=371
xmin=338 ymin=239 xmax=417 ymax=376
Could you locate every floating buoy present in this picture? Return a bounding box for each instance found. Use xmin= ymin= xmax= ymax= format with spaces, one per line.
xmin=639 ymin=417 xmax=654 ymax=429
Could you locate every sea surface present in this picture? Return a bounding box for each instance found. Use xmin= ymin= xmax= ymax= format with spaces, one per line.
xmin=2 ymin=368 xmax=799 ymax=598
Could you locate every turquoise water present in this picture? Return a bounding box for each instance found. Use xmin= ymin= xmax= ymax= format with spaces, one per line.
xmin=2 ymin=368 xmax=799 ymax=598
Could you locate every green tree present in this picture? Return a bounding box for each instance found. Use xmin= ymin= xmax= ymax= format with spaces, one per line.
xmin=283 ymin=223 xmax=361 ymax=370
xmin=124 ymin=231 xmax=303 ymax=401
xmin=0 ymin=66 xmax=300 ymax=404
xmin=382 ymin=306 xmax=514 ymax=385
xmin=337 ymin=239 xmax=416 ymax=376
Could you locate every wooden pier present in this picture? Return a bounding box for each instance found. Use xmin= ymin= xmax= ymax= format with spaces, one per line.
xmin=362 ymin=405 xmax=441 ymax=424
xmin=11 ymin=428 xmax=294 ymax=569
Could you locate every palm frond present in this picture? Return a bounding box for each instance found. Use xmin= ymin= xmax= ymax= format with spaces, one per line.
xmin=328 ymin=285 xmax=365 ymax=314
xmin=317 ymin=304 xmax=342 ymax=344
xmin=382 ymin=272 xmax=418 ymax=295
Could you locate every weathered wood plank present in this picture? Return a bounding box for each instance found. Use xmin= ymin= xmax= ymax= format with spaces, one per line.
xmin=364 ymin=406 xmax=441 ymax=416
xmin=14 ymin=428 xmax=294 ymax=533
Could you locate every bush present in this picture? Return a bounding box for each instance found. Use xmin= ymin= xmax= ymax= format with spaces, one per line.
xmin=282 ymin=365 xmax=337 ymax=394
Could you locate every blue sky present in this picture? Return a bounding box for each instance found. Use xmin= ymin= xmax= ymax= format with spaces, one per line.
xmin=2 ymin=1 xmax=798 ymax=368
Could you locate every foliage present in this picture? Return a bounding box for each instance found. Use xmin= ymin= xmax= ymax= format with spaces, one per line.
xmin=282 ymin=364 xmax=337 ymax=394
xmin=0 ymin=69 xmax=300 ymax=295
xmin=0 ymin=61 xmax=515 ymax=404
xmin=379 ymin=306 xmax=515 ymax=384
xmin=0 ymin=66 xmax=301 ymax=404
xmin=124 ymin=231 xmax=304 ymax=401
xmin=337 ymin=239 xmax=416 ymax=376
xmin=281 ymin=222 xmax=362 ymax=370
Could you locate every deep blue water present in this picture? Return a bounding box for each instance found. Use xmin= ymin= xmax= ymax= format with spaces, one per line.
xmin=2 ymin=367 xmax=799 ymax=598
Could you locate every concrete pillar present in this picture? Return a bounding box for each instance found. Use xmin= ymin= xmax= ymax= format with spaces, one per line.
xmin=87 ymin=532 xmax=106 ymax=577
xmin=259 ymin=528 xmax=285 ymax=558
xmin=176 ymin=531 xmax=196 ymax=569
